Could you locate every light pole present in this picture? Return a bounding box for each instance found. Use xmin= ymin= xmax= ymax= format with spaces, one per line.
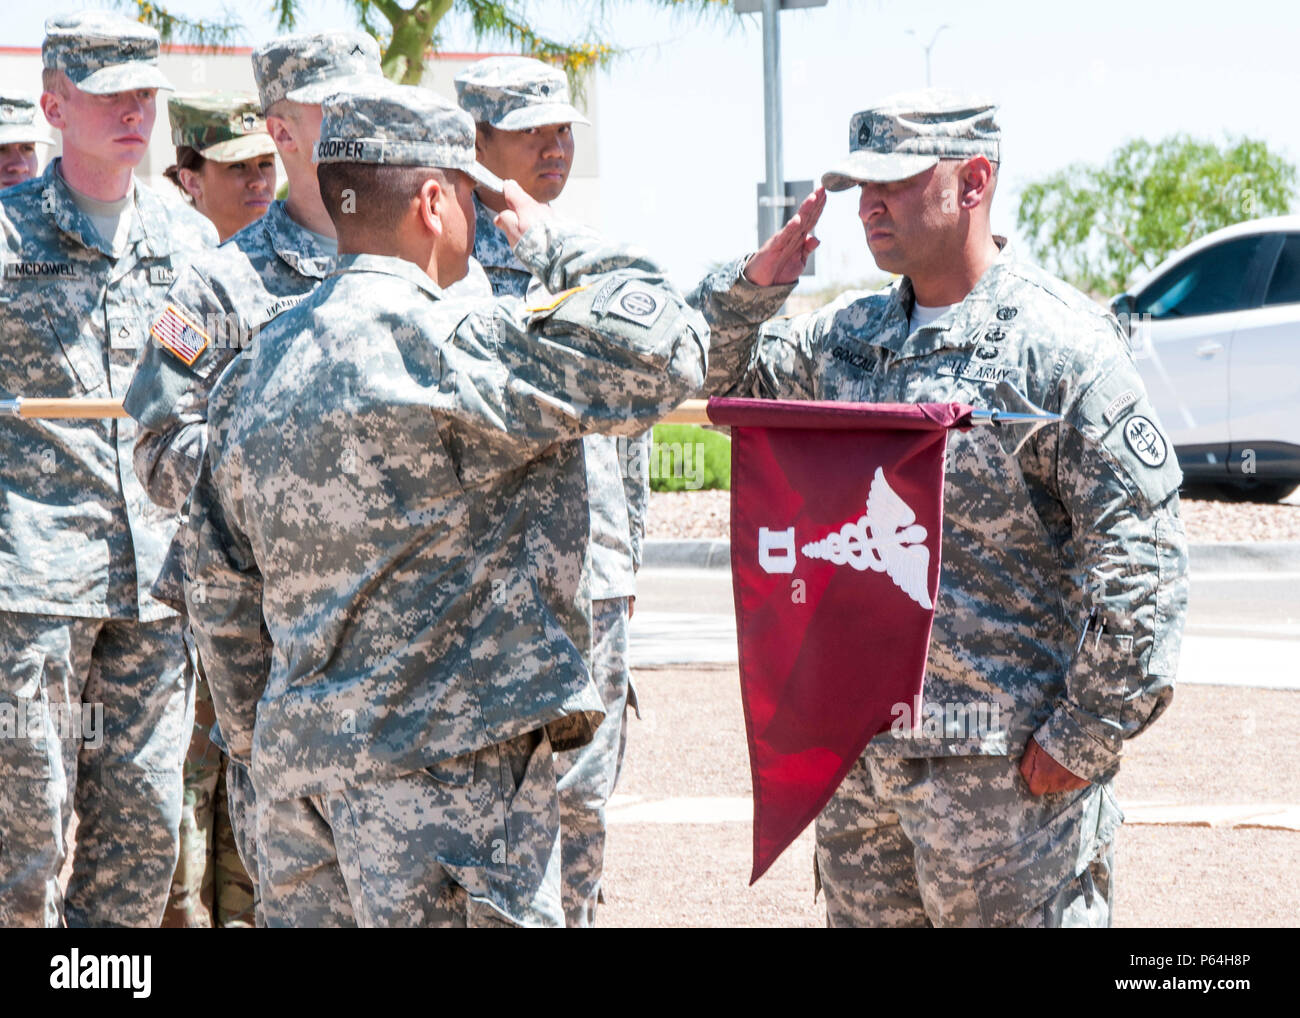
xmin=760 ymin=0 xmax=785 ymax=245
xmin=905 ymin=24 xmax=949 ymax=87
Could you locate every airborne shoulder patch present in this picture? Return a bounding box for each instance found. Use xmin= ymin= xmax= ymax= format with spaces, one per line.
xmin=604 ymin=282 xmax=667 ymax=328
xmin=151 ymin=303 xmax=211 ymax=366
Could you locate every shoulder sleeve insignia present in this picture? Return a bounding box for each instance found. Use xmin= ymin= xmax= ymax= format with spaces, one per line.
xmin=604 ymin=283 xmax=668 ymax=328
xmin=150 ymin=303 xmax=211 ymax=366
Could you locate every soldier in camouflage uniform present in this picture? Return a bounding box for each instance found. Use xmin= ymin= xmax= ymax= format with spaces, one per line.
xmin=123 ymin=32 xmax=387 ymax=928
xmin=148 ymin=92 xmax=281 ymax=928
xmin=183 ymin=82 xmax=708 ymax=927
xmin=692 ymin=91 xmax=1189 ymax=927
xmin=0 ymin=92 xmax=56 ymax=190
xmin=0 ymin=12 xmax=217 ymax=927
xmin=455 ymin=55 xmax=650 ymax=927
xmin=163 ymin=92 xmax=278 ymax=243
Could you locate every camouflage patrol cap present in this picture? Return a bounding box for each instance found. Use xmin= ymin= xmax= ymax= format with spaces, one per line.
xmin=316 ymin=82 xmax=504 ymax=192
xmin=168 ymin=92 xmax=278 ymax=162
xmin=0 ymin=93 xmax=56 ymax=147
xmin=42 ymin=11 xmax=173 ymax=95
xmin=252 ymin=31 xmax=383 ymax=111
xmin=454 ymin=56 xmax=590 ymax=131
xmin=822 ymin=89 xmax=1000 ymax=191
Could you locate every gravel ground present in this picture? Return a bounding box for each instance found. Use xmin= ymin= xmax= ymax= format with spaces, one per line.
xmin=648 ymin=484 xmax=1300 ymax=542
xmin=56 ymin=671 xmax=1298 ymax=927
xmin=599 ymin=669 xmax=1300 ymax=928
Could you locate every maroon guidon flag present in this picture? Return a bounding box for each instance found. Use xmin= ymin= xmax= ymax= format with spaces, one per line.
xmin=706 ymin=396 xmax=977 ymax=882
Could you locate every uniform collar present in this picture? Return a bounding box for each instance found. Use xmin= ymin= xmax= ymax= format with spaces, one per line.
xmin=875 ymin=236 xmax=1018 ymax=360
xmin=472 ymin=191 xmax=524 ymax=271
xmin=332 ymin=252 xmax=443 ymax=301
xmin=43 ymin=157 xmax=173 ymax=259
xmin=259 ymin=200 xmax=335 ymax=279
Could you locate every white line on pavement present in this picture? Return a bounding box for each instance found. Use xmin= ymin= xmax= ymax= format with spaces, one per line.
xmin=606 ymin=794 xmax=1300 ymax=831
xmin=630 ymin=613 xmax=1300 ymax=688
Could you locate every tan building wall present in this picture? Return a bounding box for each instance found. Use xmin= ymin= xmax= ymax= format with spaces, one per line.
xmin=0 ymin=45 xmax=599 ymax=227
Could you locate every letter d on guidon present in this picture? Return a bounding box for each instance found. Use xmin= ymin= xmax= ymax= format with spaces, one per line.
xmin=758 ymin=527 xmax=796 ymax=574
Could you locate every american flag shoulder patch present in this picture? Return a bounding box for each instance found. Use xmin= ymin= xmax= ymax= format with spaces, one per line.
xmin=151 ymin=303 xmax=210 ymax=366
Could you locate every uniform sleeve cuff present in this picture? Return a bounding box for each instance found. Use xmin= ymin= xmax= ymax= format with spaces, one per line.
xmin=513 ymin=220 xmax=592 ymax=280
xmin=728 ymin=255 xmax=797 ymax=316
xmin=1032 ymin=704 xmax=1124 ymax=784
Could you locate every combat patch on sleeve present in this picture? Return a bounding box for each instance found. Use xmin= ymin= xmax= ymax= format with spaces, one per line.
xmin=150 ymin=303 xmax=211 ymax=366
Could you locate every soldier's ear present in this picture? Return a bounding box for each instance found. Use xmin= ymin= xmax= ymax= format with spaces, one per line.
xmin=958 ymin=156 xmax=993 ymax=211
xmin=40 ymin=91 xmax=67 ymax=132
xmin=265 ymin=114 xmax=295 ymax=153
xmin=177 ymin=167 xmax=204 ymax=204
xmin=417 ymin=175 xmax=443 ymax=239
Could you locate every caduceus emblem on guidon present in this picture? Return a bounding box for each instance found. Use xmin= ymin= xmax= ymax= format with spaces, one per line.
xmin=705 ymin=396 xmax=976 ymax=882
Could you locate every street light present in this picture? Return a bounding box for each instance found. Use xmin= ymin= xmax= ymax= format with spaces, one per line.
xmin=905 ymin=24 xmax=949 ymax=87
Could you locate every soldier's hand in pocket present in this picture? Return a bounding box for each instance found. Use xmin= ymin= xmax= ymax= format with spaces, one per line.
xmin=1019 ymin=736 xmax=1090 ymax=795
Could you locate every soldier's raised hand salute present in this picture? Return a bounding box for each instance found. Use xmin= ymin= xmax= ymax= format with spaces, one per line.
xmin=493 ymin=178 xmax=554 ymax=248
xmin=743 ymin=185 xmax=826 ymax=287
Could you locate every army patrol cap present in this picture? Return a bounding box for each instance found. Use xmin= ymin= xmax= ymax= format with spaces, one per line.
xmin=316 ymin=82 xmax=504 ymax=192
xmin=454 ymin=56 xmax=590 ymax=131
xmin=42 ymin=11 xmax=174 ymax=95
xmin=0 ymin=93 xmax=56 ymax=147
xmin=822 ymin=89 xmax=1000 ymax=191
xmin=253 ymin=31 xmax=383 ymax=111
xmin=168 ymin=92 xmax=278 ymax=162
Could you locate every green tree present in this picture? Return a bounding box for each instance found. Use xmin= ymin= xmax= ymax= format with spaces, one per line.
xmin=1016 ymin=135 xmax=1297 ymax=297
xmin=125 ymin=0 xmax=730 ymax=86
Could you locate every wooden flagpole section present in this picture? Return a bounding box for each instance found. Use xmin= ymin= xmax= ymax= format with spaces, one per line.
xmin=2 ymin=397 xmax=715 ymax=426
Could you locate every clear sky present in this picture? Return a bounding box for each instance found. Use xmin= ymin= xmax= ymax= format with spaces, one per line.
xmin=9 ymin=1 xmax=1300 ymax=291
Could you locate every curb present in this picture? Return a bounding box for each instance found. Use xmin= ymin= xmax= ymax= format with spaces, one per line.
xmin=642 ymin=538 xmax=731 ymax=569
xmin=644 ymin=537 xmax=1300 ymax=573
xmin=1188 ymin=540 xmax=1300 ymax=574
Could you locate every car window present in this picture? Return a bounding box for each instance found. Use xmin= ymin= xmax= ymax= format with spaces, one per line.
xmin=1264 ymin=234 xmax=1300 ymax=306
xmin=1135 ymin=235 xmax=1270 ymax=319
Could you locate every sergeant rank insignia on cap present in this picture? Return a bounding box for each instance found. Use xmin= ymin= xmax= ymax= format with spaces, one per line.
xmin=151 ymin=304 xmax=210 ymax=366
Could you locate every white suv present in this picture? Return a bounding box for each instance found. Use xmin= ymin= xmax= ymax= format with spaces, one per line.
xmin=1111 ymin=215 xmax=1300 ymax=501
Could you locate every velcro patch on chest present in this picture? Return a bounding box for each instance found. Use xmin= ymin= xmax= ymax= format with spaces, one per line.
xmin=936 ymin=358 xmax=1024 ymax=385
xmin=149 ymin=265 xmax=176 ymax=286
xmin=249 ymin=293 xmax=308 ymax=331
xmin=4 ymin=260 xmax=79 ymax=279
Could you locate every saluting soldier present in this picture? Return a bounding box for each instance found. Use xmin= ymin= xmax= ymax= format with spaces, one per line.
xmin=0 ymin=92 xmax=56 ymax=190
xmin=184 ymin=82 xmax=708 ymax=927
xmin=122 ymin=31 xmax=387 ymax=928
xmin=693 ymin=91 xmax=1189 ymax=927
xmin=456 ymin=55 xmax=652 ymax=927
xmin=0 ymin=11 xmax=217 ymax=928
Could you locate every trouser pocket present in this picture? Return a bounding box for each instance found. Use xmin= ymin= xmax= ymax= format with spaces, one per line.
xmin=974 ymin=782 xmax=1123 ymax=927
